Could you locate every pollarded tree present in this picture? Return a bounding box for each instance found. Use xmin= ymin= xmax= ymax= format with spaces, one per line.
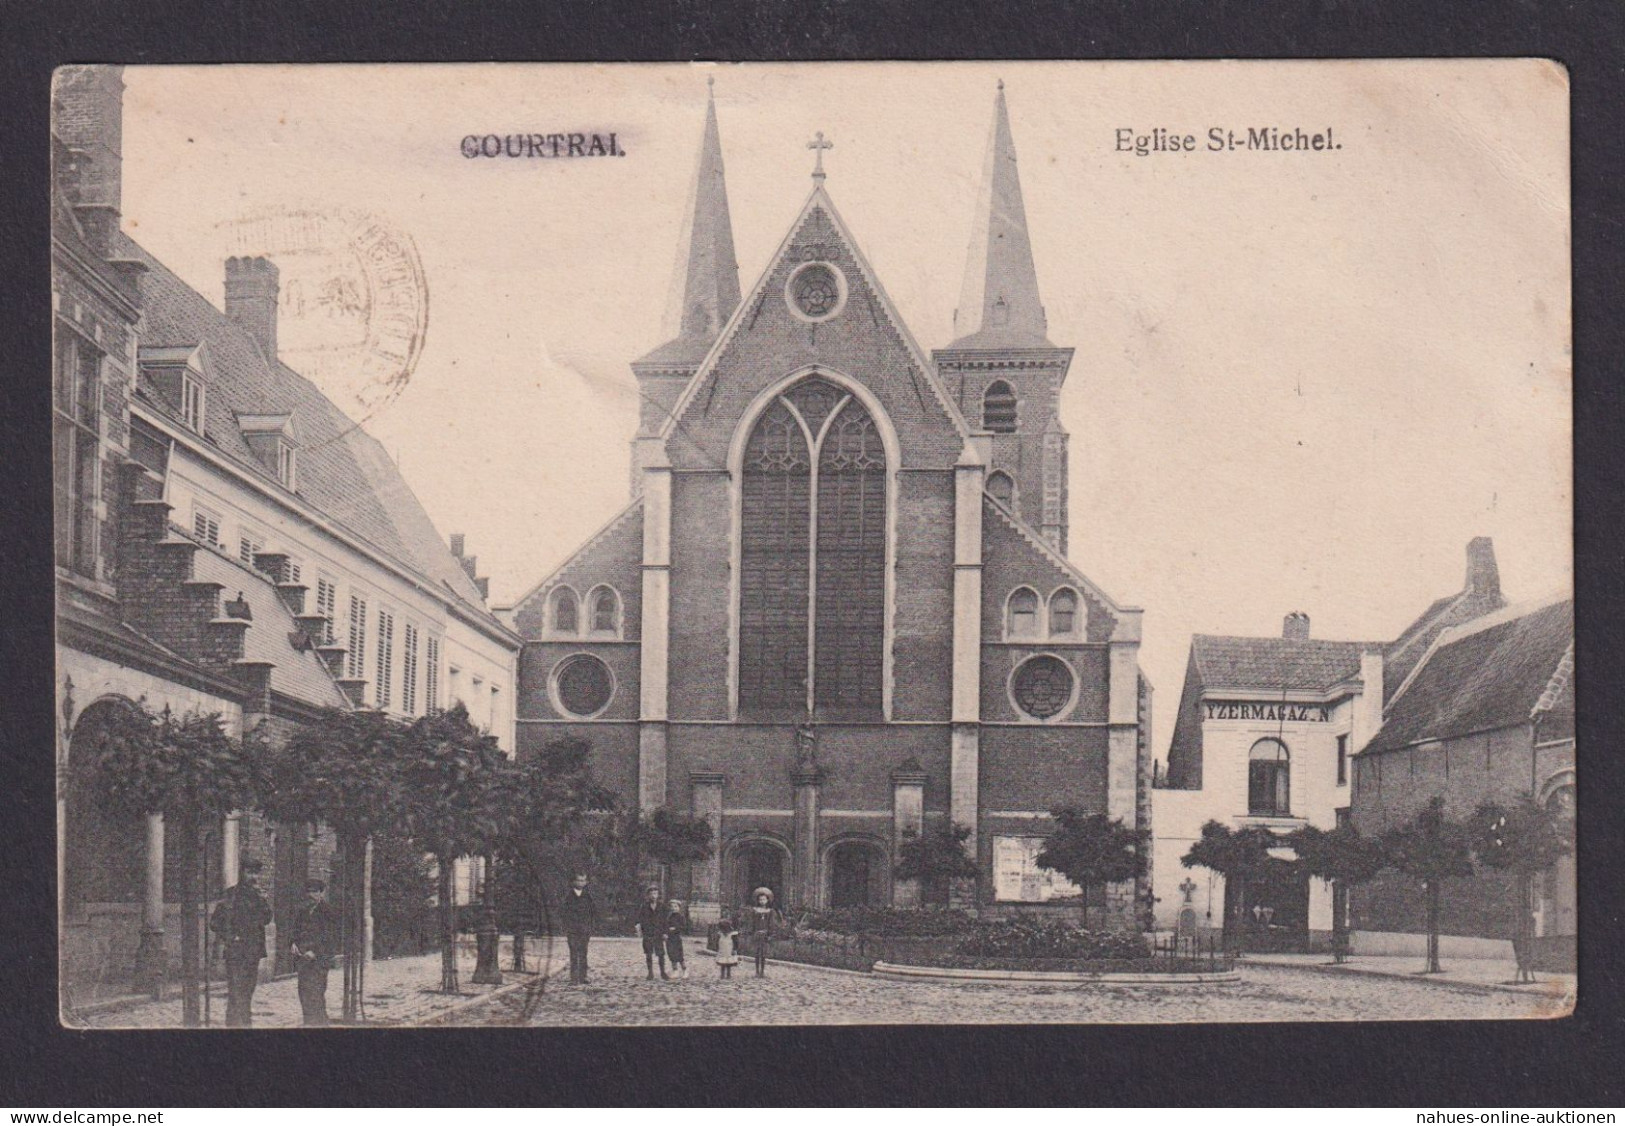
xmin=630 ymin=806 xmax=715 ymax=893
xmin=1473 ymin=797 xmax=1573 ymax=983
xmin=69 ymin=702 xmax=258 ymax=1025
xmin=894 ymin=822 xmax=979 ymax=906
xmin=1036 ymin=809 xmax=1150 ymax=929
xmin=1287 ymin=823 xmax=1389 ymax=963
xmin=398 ymin=702 xmax=510 ymax=993
xmin=493 ymin=737 xmax=619 ymax=969
xmin=258 ymin=705 xmax=409 ymax=1020
xmin=1181 ymin=820 xmax=1277 ymax=952
xmin=1380 ymin=797 xmax=1476 ymax=974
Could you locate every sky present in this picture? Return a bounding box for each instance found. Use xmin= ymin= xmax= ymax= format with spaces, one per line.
xmin=117 ymin=61 xmax=1571 ymax=758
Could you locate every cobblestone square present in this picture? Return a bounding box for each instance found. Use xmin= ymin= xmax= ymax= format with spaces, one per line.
xmin=491 ymin=938 xmax=1572 ymax=1027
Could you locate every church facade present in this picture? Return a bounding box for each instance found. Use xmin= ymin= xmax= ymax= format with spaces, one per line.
xmin=512 ymin=85 xmax=1150 ymax=924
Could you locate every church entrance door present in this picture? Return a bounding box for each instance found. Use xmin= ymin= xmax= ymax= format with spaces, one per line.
xmin=732 ymin=842 xmax=786 ymax=914
xmin=827 ymin=841 xmax=885 ymax=909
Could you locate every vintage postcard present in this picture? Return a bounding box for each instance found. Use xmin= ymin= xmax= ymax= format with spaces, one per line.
xmin=52 ymin=60 xmax=1571 ymax=1028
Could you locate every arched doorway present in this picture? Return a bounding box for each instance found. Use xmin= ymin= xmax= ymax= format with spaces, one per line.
xmin=728 ymin=837 xmax=789 ymax=912
xmin=825 ymin=839 xmax=887 ymax=909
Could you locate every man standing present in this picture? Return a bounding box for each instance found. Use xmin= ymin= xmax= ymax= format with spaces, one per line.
xmin=635 ymin=884 xmax=668 ymax=981
xmin=210 ymin=857 xmax=272 ymax=1027
xmin=290 ymin=879 xmax=339 ymax=1025
xmin=558 ymin=873 xmax=598 ymax=984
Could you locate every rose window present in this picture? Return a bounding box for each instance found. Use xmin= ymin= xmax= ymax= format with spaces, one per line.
xmin=1012 ymin=655 xmax=1074 ymax=720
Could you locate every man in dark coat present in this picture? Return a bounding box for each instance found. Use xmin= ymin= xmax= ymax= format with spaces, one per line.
xmin=210 ymin=858 xmax=272 ymax=1027
xmin=290 ymin=878 xmax=340 ymax=1025
xmin=558 ymin=873 xmax=598 ymax=984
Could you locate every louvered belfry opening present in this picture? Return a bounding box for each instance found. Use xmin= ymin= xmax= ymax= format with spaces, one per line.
xmin=739 ymin=377 xmax=887 ymax=719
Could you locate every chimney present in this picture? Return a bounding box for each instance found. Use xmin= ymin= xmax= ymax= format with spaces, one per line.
xmin=1282 ymin=611 xmax=1310 ymax=641
xmin=1354 ymin=646 xmax=1385 ymax=752
xmin=52 ymin=66 xmax=125 ymax=253
xmin=1465 ymin=536 xmax=1500 ymax=599
xmin=449 ymin=534 xmax=466 ymax=559
xmin=224 ymin=256 xmax=280 ymax=360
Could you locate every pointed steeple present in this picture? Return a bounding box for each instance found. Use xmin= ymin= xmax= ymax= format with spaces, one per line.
xmin=950 ymin=81 xmax=1050 ymax=349
xmin=639 ymin=80 xmax=742 ymax=366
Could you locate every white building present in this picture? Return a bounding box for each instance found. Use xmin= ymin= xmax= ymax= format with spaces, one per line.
xmin=54 ymin=66 xmax=520 ymax=1006
xmin=1152 ymin=539 xmax=1505 ymax=950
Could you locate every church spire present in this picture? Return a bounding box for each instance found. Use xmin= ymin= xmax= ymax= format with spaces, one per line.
xmin=949 ymin=81 xmax=1050 ymax=349
xmin=640 ymin=79 xmax=742 ymax=366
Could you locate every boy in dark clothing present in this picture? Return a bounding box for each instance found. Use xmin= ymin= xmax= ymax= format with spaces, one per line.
xmin=559 ymin=873 xmax=598 ymax=984
xmin=290 ymin=878 xmax=339 ymax=1026
xmin=634 ymin=885 xmax=668 ymax=980
xmin=664 ymin=900 xmax=688 ymax=980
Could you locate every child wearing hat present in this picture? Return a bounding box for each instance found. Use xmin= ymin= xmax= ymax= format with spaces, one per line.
xmin=664 ymin=899 xmax=689 ymax=980
xmin=747 ymin=887 xmax=782 ymax=978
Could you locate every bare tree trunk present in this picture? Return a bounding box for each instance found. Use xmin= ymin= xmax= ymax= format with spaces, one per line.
xmin=178 ymin=813 xmax=201 ymax=1027
xmin=1425 ymin=879 xmax=1443 ymax=973
xmin=438 ymin=854 xmax=459 ymax=994
xmin=340 ymin=831 xmax=366 ymax=1022
xmin=1331 ymin=881 xmax=1349 ymax=964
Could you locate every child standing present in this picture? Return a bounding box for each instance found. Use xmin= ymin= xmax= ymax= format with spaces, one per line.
xmin=715 ymin=914 xmax=740 ymax=980
xmin=664 ymin=899 xmax=689 ymax=980
xmin=748 ymin=887 xmax=782 ymax=978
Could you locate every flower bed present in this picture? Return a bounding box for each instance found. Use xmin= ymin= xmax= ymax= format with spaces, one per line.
xmin=741 ymin=912 xmax=1234 ymax=977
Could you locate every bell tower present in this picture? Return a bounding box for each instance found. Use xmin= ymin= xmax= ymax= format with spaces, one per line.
xmin=933 ymin=81 xmax=1075 ymax=553
xmin=629 ymin=78 xmax=742 ymax=496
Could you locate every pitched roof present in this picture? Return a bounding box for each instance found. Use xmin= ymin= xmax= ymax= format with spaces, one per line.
xmin=120 ymin=235 xmax=500 ymax=625
xmin=948 ymin=83 xmax=1052 ymax=350
xmin=1362 ymin=597 xmax=1573 ymax=755
xmin=1189 ymin=634 xmax=1372 ymax=694
xmin=658 ymin=182 xmax=974 ymax=448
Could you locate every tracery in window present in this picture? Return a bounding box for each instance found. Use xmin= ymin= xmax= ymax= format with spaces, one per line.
xmin=1011 ymin=655 xmax=1074 ymax=720
xmin=739 ymin=377 xmax=887 ymax=717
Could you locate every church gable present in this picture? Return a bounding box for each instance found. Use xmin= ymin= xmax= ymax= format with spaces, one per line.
xmin=662 ymin=192 xmax=968 ymax=473
xmin=511 ymin=499 xmax=644 ymax=641
xmin=981 ymin=496 xmax=1119 ymax=645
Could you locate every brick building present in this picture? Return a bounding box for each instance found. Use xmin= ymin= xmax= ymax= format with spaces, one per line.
xmin=511 ymin=85 xmax=1150 ymax=924
xmin=1152 ymin=538 xmax=1507 ymax=950
xmin=1349 ymin=595 xmax=1575 ymax=968
xmin=53 ymin=66 xmax=520 ymax=1011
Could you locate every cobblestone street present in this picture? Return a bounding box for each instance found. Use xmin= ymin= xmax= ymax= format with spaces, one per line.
xmin=494 ymin=938 xmax=1573 ymax=1026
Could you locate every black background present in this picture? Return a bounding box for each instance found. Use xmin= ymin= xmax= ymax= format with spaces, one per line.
xmin=3 ymin=0 xmax=1622 ymax=1108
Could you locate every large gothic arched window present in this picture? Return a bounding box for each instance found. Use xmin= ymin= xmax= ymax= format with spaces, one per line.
xmin=739 ymin=377 xmax=887 ymax=718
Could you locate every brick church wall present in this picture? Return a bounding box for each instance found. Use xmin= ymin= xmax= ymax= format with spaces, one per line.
xmin=891 ymin=471 xmax=956 ymax=720
xmin=668 ymin=472 xmax=733 ymax=721
xmin=980 ymin=725 xmax=1110 ymax=814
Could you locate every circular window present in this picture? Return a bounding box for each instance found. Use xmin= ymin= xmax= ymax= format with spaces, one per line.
xmin=554 ymin=654 xmax=614 ymax=718
xmin=786 ymin=261 xmax=846 ymax=322
xmin=1011 ymin=655 xmax=1075 ymax=720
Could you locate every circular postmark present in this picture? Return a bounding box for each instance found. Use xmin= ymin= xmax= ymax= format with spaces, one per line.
xmin=217 ymin=206 xmax=428 ymax=422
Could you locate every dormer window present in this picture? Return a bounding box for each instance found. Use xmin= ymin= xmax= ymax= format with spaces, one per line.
xmin=277 ymin=440 xmax=297 ymax=489
xmin=181 ymin=375 xmax=205 ymax=432
xmin=237 ymin=412 xmax=300 ymax=491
